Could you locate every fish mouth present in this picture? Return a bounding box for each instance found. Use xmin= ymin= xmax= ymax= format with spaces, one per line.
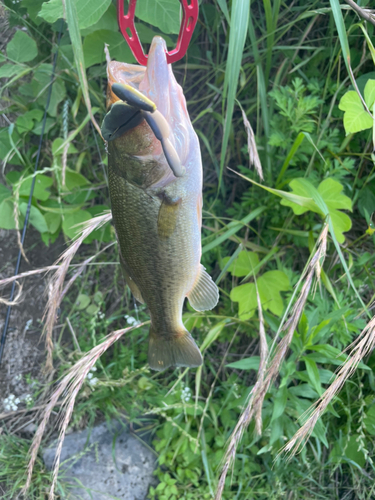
xmin=106 ymin=37 xmax=194 ymax=165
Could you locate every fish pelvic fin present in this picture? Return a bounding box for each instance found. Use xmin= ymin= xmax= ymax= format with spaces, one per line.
xmin=148 ymin=326 xmax=202 ymax=371
xmin=187 ymin=265 xmax=219 ymax=311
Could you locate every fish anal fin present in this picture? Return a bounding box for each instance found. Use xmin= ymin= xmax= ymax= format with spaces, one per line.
xmin=119 ymin=253 xmax=144 ymax=304
xmin=157 ymin=195 xmax=181 ymax=240
xmin=148 ymin=326 xmax=202 ymax=371
xmin=187 ymin=265 xmax=219 ymax=311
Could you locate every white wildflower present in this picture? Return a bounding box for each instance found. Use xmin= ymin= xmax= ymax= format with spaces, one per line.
xmin=3 ymin=394 xmax=20 ymax=412
xmin=181 ymin=386 xmax=192 ymax=403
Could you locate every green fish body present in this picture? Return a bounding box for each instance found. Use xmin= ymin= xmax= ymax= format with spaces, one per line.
xmin=103 ymin=37 xmax=219 ymax=371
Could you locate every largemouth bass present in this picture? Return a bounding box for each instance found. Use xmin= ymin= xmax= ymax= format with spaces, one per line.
xmin=102 ymin=36 xmax=219 ymax=371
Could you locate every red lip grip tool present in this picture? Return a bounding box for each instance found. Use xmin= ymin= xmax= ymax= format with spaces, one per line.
xmin=117 ymin=0 xmax=199 ymax=65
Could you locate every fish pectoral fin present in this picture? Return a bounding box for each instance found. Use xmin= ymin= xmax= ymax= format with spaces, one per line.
xmin=187 ymin=265 xmax=219 ymax=311
xmin=119 ymin=253 xmax=145 ymax=304
xmin=157 ymin=195 xmax=181 ymax=240
xmin=148 ymin=326 xmax=202 ymax=371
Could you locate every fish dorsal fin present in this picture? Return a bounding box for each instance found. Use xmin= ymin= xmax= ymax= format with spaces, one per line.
xmin=157 ymin=195 xmax=181 ymax=240
xmin=119 ymin=253 xmax=144 ymax=304
xmin=187 ymin=265 xmax=219 ymax=311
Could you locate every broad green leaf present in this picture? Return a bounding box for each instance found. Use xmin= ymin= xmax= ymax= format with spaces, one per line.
xmin=330 ymin=435 xmax=366 ymax=468
xmin=281 ymin=178 xmax=352 ymax=243
xmin=19 ymin=64 xmax=66 ymax=117
xmin=134 ymin=0 xmax=180 ymax=34
xmin=38 ymin=0 xmax=111 ymax=30
xmin=258 ymin=271 xmax=290 ymax=316
xmin=220 ymin=250 xmax=259 ymax=277
xmin=0 ymin=63 xmax=24 ymax=79
xmin=230 ymin=283 xmax=257 ymax=320
xmin=364 ymin=406 xmax=375 ymax=436
xmin=6 ymin=31 xmax=37 ymax=63
xmin=83 ymin=30 xmax=135 ymax=68
xmin=62 ymin=210 xmax=92 ymax=239
xmin=52 ymin=138 xmax=78 ymax=156
xmin=18 ymin=174 xmax=53 ymax=201
xmin=338 ymin=90 xmax=373 ymax=134
xmin=230 ymin=270 xmax=290 ymax=319
xmin=62 ymin=169 xmax=90 ymax=191
xmin=0 ymin=183 xmax=11 ymax=204
xmin=45 ymin=212 xmax=61 ymax=234
xmin=0 ymin=199 xmax=21 ymax=229
xmin=0 ymin=52 xmax=5 ymax=62
xmin=226 ymin=356 xmax=260 ymax=370
xmin=364 ymin=79 xmax=375 ymax=109
xmin=19 ymin=202 xmax=48 ymax=233
xmin=16 ymin=113 xmax=36 ymax=133
xmin=75 ymin=293 xmax=91 ymax=310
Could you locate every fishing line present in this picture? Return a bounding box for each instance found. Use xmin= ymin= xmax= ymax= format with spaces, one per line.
xmin=0 ymin=21 xmax=64 ymax=366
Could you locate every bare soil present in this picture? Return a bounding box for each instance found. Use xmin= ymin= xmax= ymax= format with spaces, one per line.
xmin=0 ymin=228 xmax=65 ymax=411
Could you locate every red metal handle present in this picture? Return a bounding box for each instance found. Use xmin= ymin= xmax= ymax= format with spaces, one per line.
xmin=117 ymin=0 xmax=199 ymax=65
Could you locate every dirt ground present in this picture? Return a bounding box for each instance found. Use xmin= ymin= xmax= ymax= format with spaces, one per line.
xmin=0 ymin=228 xmax=65 ymax=413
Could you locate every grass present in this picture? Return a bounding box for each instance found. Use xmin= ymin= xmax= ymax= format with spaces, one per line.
xmin=1 ymin=0 xmax=375 ymax=499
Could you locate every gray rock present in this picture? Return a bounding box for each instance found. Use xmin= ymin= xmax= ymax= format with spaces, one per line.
xmin=43 ymin=421 xmax=157 ymax=500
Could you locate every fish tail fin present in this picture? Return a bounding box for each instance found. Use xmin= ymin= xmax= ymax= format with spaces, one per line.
xmin=148 ymin=325 xmax=202 ymax=371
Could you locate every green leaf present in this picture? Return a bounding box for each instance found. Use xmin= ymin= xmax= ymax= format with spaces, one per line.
xmin=62 ymin=169 xmax=90 ymax=191
xmin=271 ymin=386 xmax=288 ymax=422
xmin=0 ymin=199 xmax=21 ymax=229
xmin=62 ymin=210 xmax=92 ymax=239
xmin=38 ymin=0 xmax=111 ymax=30
xmin=226 ymin=356 xmax=260 ymax=370
xmin=75 ymin=293 xmax=91 ymax=310
xmin=200 ymin=320 xmax=228 ymax=352
xmin=45 ymin=212 xmax=61 ymax=234
xmin=258 ymin=270 xmax=290 ymax=316
xmin=364 ymin=79 xmax=375 ymax=109
xmin=330 ymin=435 xmax=366 ymax=468
xmin=220 ymin=250 xmax=259 ymax=277
xmin=281 ymin=178 xmax=352 ymax=243
xmin=83 ymin=30 xmax=135 ymax=68
xmin=230 ymin=270 xmax=290 ymax=319
xmin=202 ymin=206 xmax=266 ymax=253
xmin=302 ymin=357 xmax=322 ymax=395
xmin=0 ymin=183 xmax=11 ymax=204
xmin=338 ymin=91 xmax=373 ymax=135
xmin=134 ymin=0 xmax=180 ymax=34
xmin=6 ymin=31 xmax=37 ymax=63
xmin=219 ymin=0 xmax=250 ymax=192
xmin=19 ymin=64 xmax=66 ymax=117
xmin=16 ymin=113 xmax=37 ymax=133
xmin=0 ymin=63 xmax=25 ymax=79
xmin=18 ymin=174 xmax=53 ymax=201
xmin=19 ymin=202 xmax=48 ymax=233
xmin=52 ymin=138 xmax=78 ymax=156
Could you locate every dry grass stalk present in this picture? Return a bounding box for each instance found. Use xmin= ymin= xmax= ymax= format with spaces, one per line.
xmin=43 ymin=211 xmax=112 ymax=371
xmin=0 ymin=266 xmax=60 ymax=291
xmin=0 ymin=280 xmax=22 ymax=306
xmin=23 ymin=321 xmax=148 ymax=500
xmin=254 ymin=285 xmax=267 ymax=435
xmin=240 ymin=107 xmax=263 ymax=180
xmin=214 ymin=224 xmax=328 ymax=500
xmin=283 ymin=313 xmax=375 ymax=458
